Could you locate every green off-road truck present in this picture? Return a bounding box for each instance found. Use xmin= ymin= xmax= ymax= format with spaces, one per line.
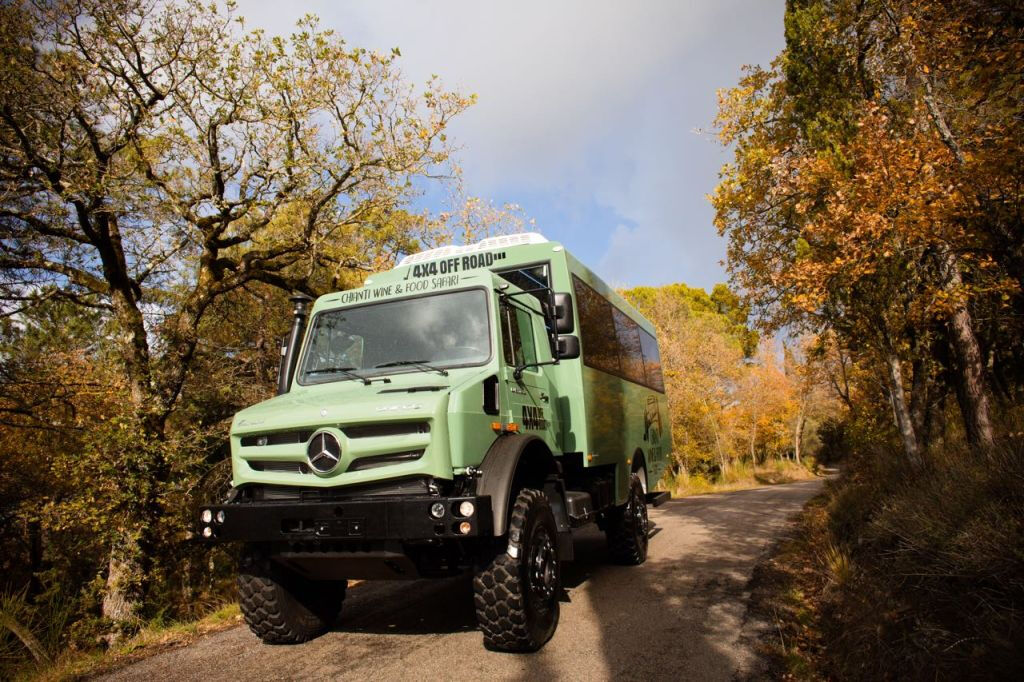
xmin=197 ymin=233 xmax=671 ymax=651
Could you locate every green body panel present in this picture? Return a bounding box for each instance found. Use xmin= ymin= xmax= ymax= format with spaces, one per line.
xmin=229 ymin=238 xmax=672 ymax=507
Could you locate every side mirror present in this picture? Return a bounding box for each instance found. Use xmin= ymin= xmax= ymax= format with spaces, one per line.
xmin=557 ymin=335 xmax=580 ymax=360
xmin=554 ymin=293 xmax=574 ymax=334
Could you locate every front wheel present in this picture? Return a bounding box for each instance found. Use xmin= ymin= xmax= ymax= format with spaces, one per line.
xmin=237 ymin=547 xmax=346 ymax=644
xmin=606 ymin=473 xmax=649 ymax=565
xmin=473 ymin=488 xmax=560 ymax=652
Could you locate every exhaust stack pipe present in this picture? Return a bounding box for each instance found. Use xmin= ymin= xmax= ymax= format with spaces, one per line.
xmin=277 ymin=293 xmax=314 ymax=395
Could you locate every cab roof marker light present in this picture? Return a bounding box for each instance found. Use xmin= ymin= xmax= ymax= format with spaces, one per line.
xmin=397 ymin=233 xmax=548 ymax=266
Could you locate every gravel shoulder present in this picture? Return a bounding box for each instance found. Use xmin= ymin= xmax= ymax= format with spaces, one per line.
xmin=100 ymin=479 xmax=823 ymax=682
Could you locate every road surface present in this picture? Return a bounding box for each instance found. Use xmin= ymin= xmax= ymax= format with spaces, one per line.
xmin=102 ymin=479 xmax=823 ymax=681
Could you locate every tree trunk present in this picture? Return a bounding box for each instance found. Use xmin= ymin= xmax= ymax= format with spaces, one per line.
xmin=794 ymin=407 xmax=806 ymax=465
xmin=938 ymin=250 xmax=995 ymax=448
xmin=749 ymin=417 xmax=758 ymax=465
xmin=101 ymin=533 xmax=143 ymax=630
xmin=886 ymin=353 xmax=922 ymax=466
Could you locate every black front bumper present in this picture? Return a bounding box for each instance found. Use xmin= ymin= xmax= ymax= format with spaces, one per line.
xmin=196 ymin=494 xmax=493 ymax=544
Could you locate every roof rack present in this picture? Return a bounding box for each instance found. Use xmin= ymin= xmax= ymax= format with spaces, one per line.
xmin=397 ymin=232 xmax=548 ymax=266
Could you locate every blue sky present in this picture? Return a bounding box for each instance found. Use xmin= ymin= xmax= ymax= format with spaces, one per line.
xmin=235 ymin=1 xmax=784 ymax=292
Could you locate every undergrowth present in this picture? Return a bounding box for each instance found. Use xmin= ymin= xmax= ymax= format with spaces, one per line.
xmin=2 ymin=601 xmax=241 ymax=681
xmin=672 ymin=458 xmax=818 ymax=497
xmin=749 ymin=435 xmax=1024 ymax=680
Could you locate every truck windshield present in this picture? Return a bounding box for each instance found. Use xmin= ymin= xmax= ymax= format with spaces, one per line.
xmin=298 ymin=289 xmax=491 ymax=384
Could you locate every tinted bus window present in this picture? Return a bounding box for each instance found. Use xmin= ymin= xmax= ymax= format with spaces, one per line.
xmin=572 ymin=275 xmax=620 ymax=375
xmin=639 ymin=329 xmax=665 ymax=393
xmin=612 ymin=307 xmax=646 ymax=385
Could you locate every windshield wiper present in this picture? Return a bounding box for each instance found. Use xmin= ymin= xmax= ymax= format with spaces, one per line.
xmin=304 ymin=366 xmax=371 ymax=385
xmin=374 ymin=359 xmax=449 ymax=377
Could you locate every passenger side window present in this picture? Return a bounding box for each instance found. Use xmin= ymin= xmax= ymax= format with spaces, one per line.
xmin=572 ymin=275 xmax=620 ymax=375
xmin=639 ymin=329 xmax=665 ymax=392
xmin=612 ymin=308 xmax=646 ymax=385
xmin=500 ymin=302 xmax=538 ymax=369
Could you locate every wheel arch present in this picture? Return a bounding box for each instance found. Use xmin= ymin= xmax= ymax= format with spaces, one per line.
xmin=632 ymin=449 xmax=648 ymax=493
xmin=477 ymin=434 xmax=562 ymax=536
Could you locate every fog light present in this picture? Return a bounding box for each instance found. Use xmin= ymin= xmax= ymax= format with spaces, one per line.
xmin=201 ymin=526 xmax=213 ymax=538
xmin=215 ymin=510 xmax=226 ymax=524
xmin=430 ymin=502 xmax=446 ymax=519
xmin=200 ymin=509 xmax=213 ymax=524
xmin=458 ymin=501 xmax=475 ymax=517
xmin=458 ymin=521 xmax=472 ymax=535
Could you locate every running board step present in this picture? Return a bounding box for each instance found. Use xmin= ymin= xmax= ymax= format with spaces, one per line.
xmin=646 ymin=491 xmax=670 ymax=507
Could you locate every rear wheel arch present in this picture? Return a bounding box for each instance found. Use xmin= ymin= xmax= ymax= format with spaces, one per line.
xmin=632 ymin=449 xmax=648 ymax=494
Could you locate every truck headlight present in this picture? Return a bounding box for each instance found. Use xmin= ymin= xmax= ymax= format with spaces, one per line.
xmin=458 ymin=501 xmax=475 ymax=517
xmin=429 ymin=502 xmax=446 ymax=519
xmin=201 ymin=526 xmax=214 ymax=538
xmin=200 ymin=509 xmax=213 ymax=524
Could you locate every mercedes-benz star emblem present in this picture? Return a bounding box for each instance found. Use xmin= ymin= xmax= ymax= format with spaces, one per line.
xmin=306 ymin=431 xmax=342 ymax=474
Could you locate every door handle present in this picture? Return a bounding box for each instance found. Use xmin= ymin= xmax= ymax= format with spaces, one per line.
xmin=540 ymin=392 xmax=549 ymax=403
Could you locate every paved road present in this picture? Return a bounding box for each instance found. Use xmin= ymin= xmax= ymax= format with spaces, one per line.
xmin=102 ymin=479 xmax=823 ymax=682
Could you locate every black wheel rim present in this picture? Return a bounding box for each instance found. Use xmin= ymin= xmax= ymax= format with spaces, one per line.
xmin=528 ymin=525 xmax=558 ymax=607
xmin=633 ymin=485 xmax=649 ymax=549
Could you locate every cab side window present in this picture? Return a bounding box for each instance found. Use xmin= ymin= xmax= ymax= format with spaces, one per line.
xmin=500 ymin=302 xmax=538 ymax=368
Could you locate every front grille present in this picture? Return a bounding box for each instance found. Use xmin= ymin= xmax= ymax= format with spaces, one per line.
xmin=240 ymin=477 xmax=432 ymax=502
xmin=342 ymin=422 xmax=429 ymax=439
xmin=248 ymin=461 xmax=310 ymax=474
xmin=240 ymin=430 xmax=314 ymax=447
xmin=346 ymin=450 xmax=424 ymax=472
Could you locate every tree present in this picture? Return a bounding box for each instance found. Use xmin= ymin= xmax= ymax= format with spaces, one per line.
xmin=0 ymin=0 xmax=470 ymax=626
xmin=713 ymin=0 xmax=1022 ymax=460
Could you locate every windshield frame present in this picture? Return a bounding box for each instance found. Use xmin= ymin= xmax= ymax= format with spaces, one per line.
xmin=294 ymin=285 xmax=495 ymax=387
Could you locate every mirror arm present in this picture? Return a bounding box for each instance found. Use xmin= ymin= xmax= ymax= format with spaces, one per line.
xmin=513 ymin=359 xmax=560 ymax=381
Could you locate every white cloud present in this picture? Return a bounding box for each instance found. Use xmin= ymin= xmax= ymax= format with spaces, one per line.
xmin=234 ymin=0 xmax=784 ymax=289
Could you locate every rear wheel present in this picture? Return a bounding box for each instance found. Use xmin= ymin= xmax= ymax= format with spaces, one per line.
xmin=473 ymin=488 xmax=560 ymax=652
xmin=237 ymin=547 xmax=346 ymax=644
xmin=607 ymin=473 xmax=649 ymax=565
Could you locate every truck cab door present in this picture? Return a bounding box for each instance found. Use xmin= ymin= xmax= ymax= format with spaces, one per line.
xmin=496 ymin=290 xmax=560 ymax=448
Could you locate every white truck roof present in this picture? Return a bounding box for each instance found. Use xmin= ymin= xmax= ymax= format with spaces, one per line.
xmin=397 ymin=232 xmax=549 ymax=266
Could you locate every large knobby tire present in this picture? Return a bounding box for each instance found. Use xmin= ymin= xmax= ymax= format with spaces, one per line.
xmin=237 ymin=548 xmax=346 ymax=644
xmin=607 ymin=473 xmax=649 ymax=565
xmin=473 ymin=488 xmax=561 ymax=652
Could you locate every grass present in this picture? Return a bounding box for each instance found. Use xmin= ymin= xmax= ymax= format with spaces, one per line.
xmin=671 ymin=458 xmax=819 ymax=497
xmin=746 ymin=434 xmax=1024 ymax=681
xmin=10 ymin=602 xmax=242 ymax=682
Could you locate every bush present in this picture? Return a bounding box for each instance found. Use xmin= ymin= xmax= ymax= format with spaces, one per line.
xmin=815 ymin=437 xmax=1024 ymax=680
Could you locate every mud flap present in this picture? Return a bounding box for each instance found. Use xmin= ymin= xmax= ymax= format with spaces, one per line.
xmin=646 ymin=491 xmax=670 ymax=507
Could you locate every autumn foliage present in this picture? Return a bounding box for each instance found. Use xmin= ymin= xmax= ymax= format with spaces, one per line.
xmin=714 ymin=0 xmax=1024 ymax=677
xmin=622 ymin=283 xmax=836 ymax=489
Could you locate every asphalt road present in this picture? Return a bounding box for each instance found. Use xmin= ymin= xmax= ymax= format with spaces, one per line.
xmin=102 ymin=479 xmax=823 ymax=682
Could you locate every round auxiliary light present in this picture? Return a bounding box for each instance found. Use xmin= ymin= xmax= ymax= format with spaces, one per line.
xmin=458 ymin=522 xmax=472 ymax=535
xmin=200 ymin=509 xmax=213 ymax=524
xmin=216 ymin=510 xmax=226 ymax=524
xmin=201 ymin=526 xmax=214 ymax=538
xmin=430 ymin=502 xmax=446 ymax=519
xmin=458 ymin=501 xmax=475 ymax=518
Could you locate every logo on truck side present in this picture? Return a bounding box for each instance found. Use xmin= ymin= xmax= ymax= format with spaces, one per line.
xmin=307 ymin=431 xmax=342 ymax=473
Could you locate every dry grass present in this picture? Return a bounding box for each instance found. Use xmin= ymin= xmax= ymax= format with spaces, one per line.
xmin=747 ymin=434 xmax=1024 ymax=681
xmin=672 ymin=458 xmax=819 ymax=497
xmin=11 ymin=602 xmax=242 ymax=682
